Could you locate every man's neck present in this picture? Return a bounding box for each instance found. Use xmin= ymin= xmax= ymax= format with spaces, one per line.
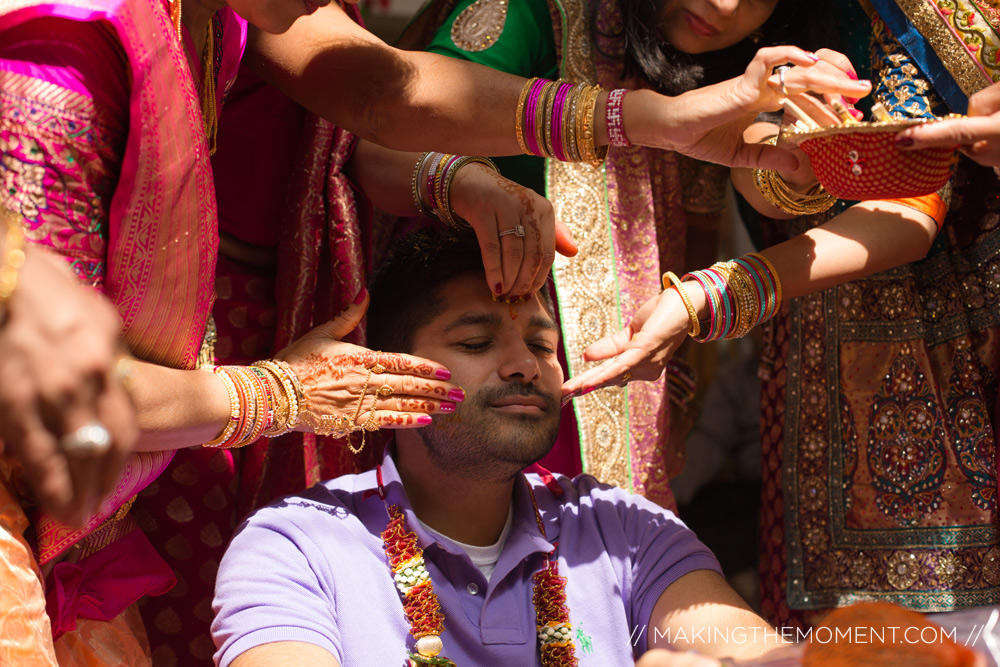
xmin=393 ymin=433 xmax=516 ymax=547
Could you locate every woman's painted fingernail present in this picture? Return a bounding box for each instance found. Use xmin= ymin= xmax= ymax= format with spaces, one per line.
xmin=417 ymin=415 xmax=433 ymax=425
xmin=896 ymin=136 xmax=914 ymax=147
xmin=847 ymin=69 xmax=858 ymax=81
xmin=353 ymin=287 xmax=367 ymax=304
xmin=494 ymin=282 xmax=504 ymax=295
xmin=448 ymin=388 xmax=466 ymax=402
xmin=859 ymin=79 xmax=872 ymax=86
xmin=850 ymin=108 xmax=864 ymax=120
xmin=435 ymin=368 xmax=452 ymax=380
xmin=845 ymin=96 xmax=860 ymax=105
xmin=808 ymin=52 xmax=820 ymax=62
xmin=439 ymin=401 xmax=456 ymax=413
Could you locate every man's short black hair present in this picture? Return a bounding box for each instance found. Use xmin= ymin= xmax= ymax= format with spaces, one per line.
xmin=367 ymin=227 xmax=554 ymax=354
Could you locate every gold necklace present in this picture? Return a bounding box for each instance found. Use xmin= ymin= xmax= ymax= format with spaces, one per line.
xmin=168 ymin=0 xmax=219 ymax=155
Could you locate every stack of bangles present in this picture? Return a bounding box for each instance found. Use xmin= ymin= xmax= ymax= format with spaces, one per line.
xmin=663 ymin=252 xmax=782 ymax=342
xmin=412 ymin=152 xmax=500 ymax=227
xmin=515 ymin=78 xmax=632 ymax=167
xmin=752 ymin=137 xmax=837 ymax=215
xmin=203 ymin=360 xmax=304 ymax=449
xmin=0 ymin=206 xmax=26 ymax=324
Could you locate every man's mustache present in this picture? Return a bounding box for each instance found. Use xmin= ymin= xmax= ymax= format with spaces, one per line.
xmin=473 ymin=383 xmax=559 ymax=412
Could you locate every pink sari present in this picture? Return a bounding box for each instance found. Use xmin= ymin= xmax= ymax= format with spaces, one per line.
xmin=136 ymin=7 xmax=383 ymax=663
xmin=0 ymin=0 xmax=245 ymax=658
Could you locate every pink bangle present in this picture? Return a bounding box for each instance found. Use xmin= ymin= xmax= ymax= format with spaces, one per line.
xmin=524 ymin=78 xmax=549 ymax=157
xmin=551 ymin=82 xmax=572 ymax=162
xmin=606 ymin=88 xmax=630 ymax=147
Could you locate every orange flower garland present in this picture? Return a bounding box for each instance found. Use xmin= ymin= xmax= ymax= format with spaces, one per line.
xmin=378 ymin=474 xmax=578 ymax=666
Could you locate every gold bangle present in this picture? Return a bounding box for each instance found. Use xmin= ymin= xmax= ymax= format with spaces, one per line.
xmin=411 ymin=151 xmax=435 ymax=218
xmin=515 ymin=77 xmax=538 ymax=156
xmin=0 ymin=207 xmax=27 ymax=304
xmin=751 ymin=137 xmax=837 ymax=216
xmin=662 ymin=271 xmax=701 ymax=338
xmin=203 ymin=366 xmax=240 ymax=448
xmin=746 ymin=252 xmax=782 ymax=315
xmin=441 ymin=156 xmax=500 ymax=229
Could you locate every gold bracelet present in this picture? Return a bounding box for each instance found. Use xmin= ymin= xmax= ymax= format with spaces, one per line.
xmin=441 ymin=156 xmax=500 ymax=229
xmin=0 ymin=207 xmax=27 ymax=304
xmin=515 ymin=77 xmax=538 ymax=156
xmin=752 ymin=137 xmax=837 ymax=216
xmin=725 ymin=261 xmax=759 ymax=339
xmin=746 ymin=252 xmax=783 ymax=315
xmin=662 ymin=271 xmax=701 ymax=338
xmin=203 ymin=366 xmax=241 ymax=448
xmin=411 ymin=151 xmax=435 ymax=218
xmin=253 ymin=359 xmax=302 ymax=435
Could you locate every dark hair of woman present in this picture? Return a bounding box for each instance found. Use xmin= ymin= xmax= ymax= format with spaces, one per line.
xmin=597 ymin=0 xmax=840 ymax=95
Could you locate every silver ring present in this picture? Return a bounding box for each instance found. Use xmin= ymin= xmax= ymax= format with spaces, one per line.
xmin=59 ymin=422 xmax=112 ymax=457
xmin=498 ymin=225 xmax=525 ymax=238
xmin=776 ymin=65 xmax=790 ymax=97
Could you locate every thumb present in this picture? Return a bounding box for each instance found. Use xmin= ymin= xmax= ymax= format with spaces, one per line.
xmin=749 ymin=143 xmax=801 ymax=171
xmin=314 ymin=288 xmax=369 ymax=341
xmin=555 ymin=220 xmax=578 ymax=257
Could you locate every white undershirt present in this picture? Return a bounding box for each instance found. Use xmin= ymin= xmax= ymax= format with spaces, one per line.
xmin=416 ymin=505 xmax=514 ymax=581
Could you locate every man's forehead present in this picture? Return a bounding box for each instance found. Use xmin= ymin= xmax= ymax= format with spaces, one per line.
xmin=430 ymin=277 xmax=558 ymax=333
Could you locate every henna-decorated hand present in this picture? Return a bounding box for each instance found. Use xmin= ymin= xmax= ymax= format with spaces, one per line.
xmin=561 ymin=287 xmax=691 ymax=400
xmin=449 ymin=162 xmax=577 ymax=300
xmin=275 ymin=291 xmax=465 ymax=432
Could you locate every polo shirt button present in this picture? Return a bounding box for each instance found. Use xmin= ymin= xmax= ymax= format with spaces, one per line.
xmin=466 ymin=583 xmax=479 ymax=596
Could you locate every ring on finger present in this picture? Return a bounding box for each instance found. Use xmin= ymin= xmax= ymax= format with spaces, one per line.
xmin=776 ymin=65 xmax=790 ymax=97
xmin=60 ymin=422 xmax=112 ymax=457
xmin=370 ymin=350 xmax=387 ymax=375
xmin=619 ymin=371 xmax=633 ymax=387
xmin=499 ymin=225 xmax=525 ymax=238
xmin=377 ymin=384 xmax=394 ymax=397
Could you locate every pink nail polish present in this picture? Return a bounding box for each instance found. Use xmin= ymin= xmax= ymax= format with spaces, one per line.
xmin=435 ymin=368 xmax=452 ymax=380
xmin=495 ymin=282 xmax=504 ymax=295
xmin=448 ymin=388 xmax=466 ymax=402
xmin=808 ymin=52 xmax=820 ymax=62
xmin=417 ymin=415 xmax=433 ymax=425
xmin=439 ymin=402 xmax=456 ymax=413
xmin=850 ymin=108 xmax=864 ymax=120
xmin=847 ymin=70 xmax=858 ymax=81
xmin=353 ymin=287 xmax=367 ymax=304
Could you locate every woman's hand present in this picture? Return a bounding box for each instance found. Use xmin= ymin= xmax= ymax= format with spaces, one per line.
xmin=562 ymin=287 xmax=694 ymax=400
xmin=450 ymin=163 xmax=577 ymax=299
xmin=276 ymin=291 xmax=466 ymax=431
xmin=632 ymin=46 xmax=870 ymax=171
xmin=897 ymin=80 xmax=1000 ymax=166
xmin=0 ymin=247 xmax=136 ymax=527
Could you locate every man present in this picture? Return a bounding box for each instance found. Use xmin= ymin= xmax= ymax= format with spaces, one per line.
xmin=211 ymin=230 xmax=782 ymax=666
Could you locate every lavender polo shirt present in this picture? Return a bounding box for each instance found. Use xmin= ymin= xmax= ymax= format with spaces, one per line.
xmin=212 ymin=451 xmax=721 ymax=666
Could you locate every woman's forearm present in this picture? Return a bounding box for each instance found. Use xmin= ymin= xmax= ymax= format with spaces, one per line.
xmin=347 ymin=141 xmax=422 ymax=216
xmin=129 ymin=361 xmax=231 ymax=452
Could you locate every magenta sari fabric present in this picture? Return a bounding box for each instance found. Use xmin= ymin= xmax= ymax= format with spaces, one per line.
xmin=0 ymin=0 xmax=245 ymax=645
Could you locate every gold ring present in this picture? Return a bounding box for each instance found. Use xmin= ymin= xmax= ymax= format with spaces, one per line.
xmin=377 ymin=384 xmax=394 ymax=397
xmin=619 ymin=371 xmax=633 ymax=387
xmin=370 ymin=350 xmax=387 ymax=375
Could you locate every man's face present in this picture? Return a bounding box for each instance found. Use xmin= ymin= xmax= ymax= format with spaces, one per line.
xmin=408 ymin=275 xmax=563 ymax=482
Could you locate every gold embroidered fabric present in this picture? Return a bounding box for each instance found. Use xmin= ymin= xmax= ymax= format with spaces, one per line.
xmin=450 ymin=0 xmax=508 ymax=52
xmin=774 ymin=159 xmax=1000 ymax=619
xmin=891 ymin=0 xmax=999 ymax=96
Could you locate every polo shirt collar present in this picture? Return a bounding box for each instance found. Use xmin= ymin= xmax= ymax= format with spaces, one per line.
xmin=373 ymin=446 xmax=557 ymax=565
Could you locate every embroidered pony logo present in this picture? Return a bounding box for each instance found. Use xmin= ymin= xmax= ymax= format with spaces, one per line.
xmin=575 ymin=625 xmax=594 ymax=655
